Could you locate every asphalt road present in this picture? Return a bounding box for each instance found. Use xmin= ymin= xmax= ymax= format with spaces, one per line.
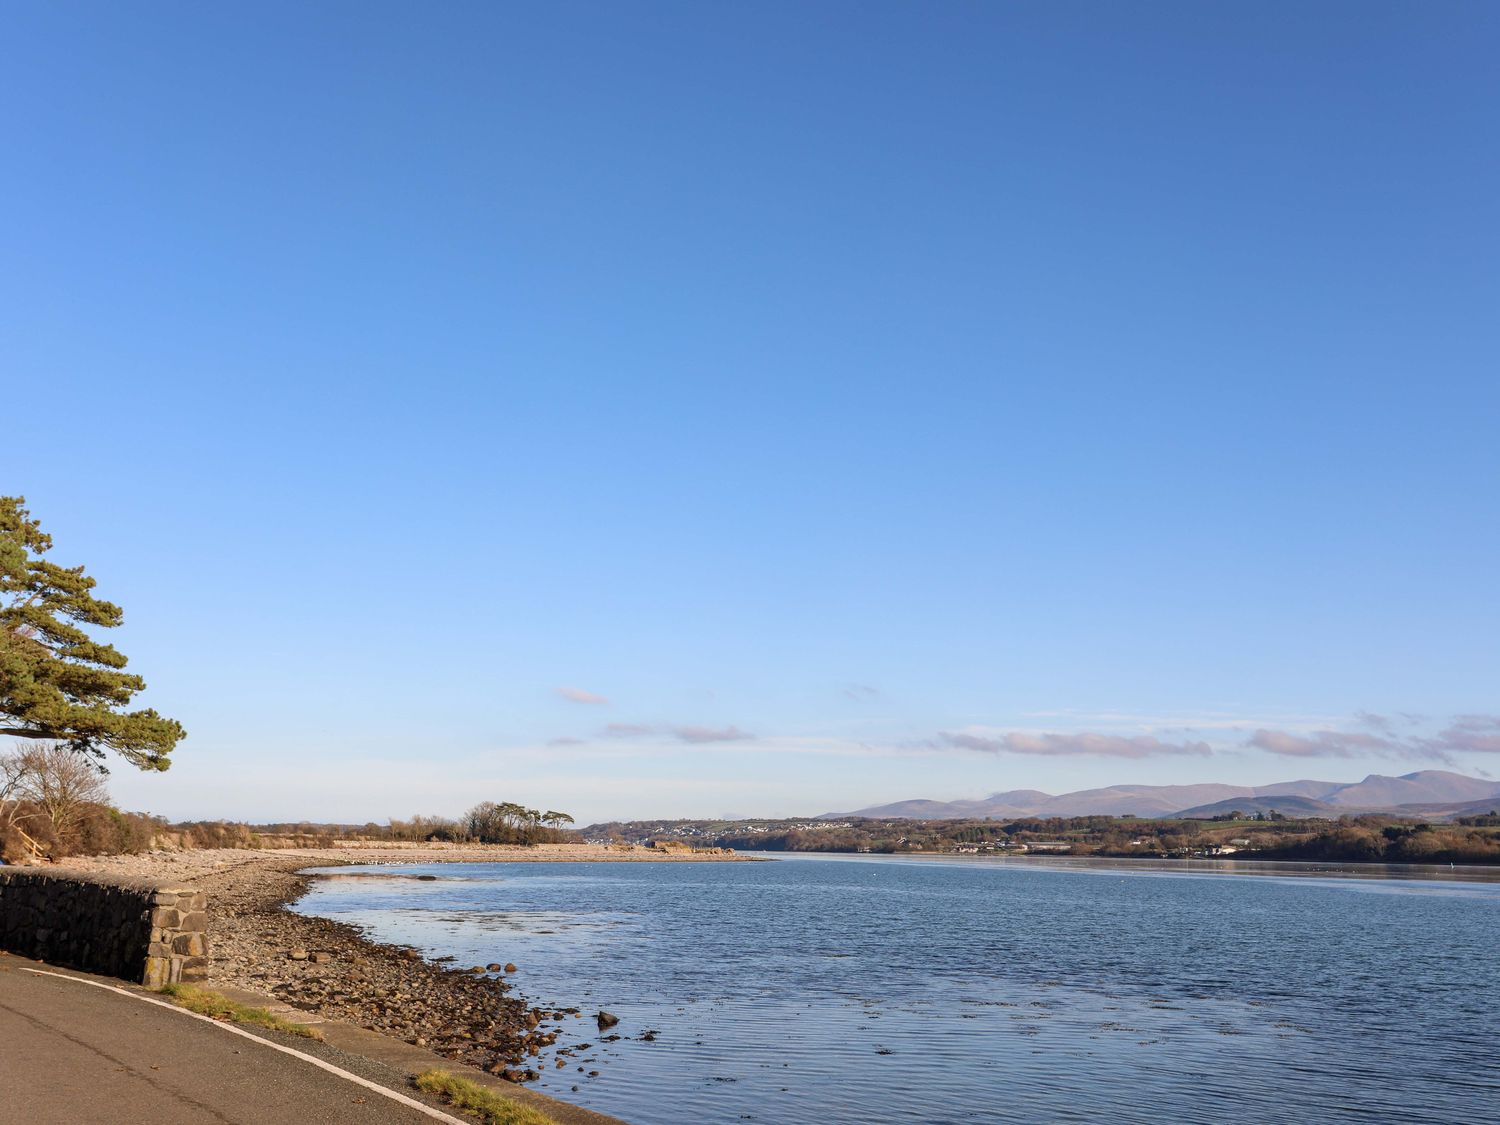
xmin=0 ymin=958 xmax=465 ymax=1125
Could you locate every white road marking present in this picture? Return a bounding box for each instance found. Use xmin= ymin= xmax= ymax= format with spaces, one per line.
xmin=20 ymin=967 xmax=471 ymax=1124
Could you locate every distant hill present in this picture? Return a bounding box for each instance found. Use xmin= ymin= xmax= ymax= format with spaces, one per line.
xmin=831 ymin=770 xmax=1500 ymax=821
xmin=1175 ymin=795 xmax=1339 ymax=819
xmin=1323 ymin=770 xmax=1500 ymax=808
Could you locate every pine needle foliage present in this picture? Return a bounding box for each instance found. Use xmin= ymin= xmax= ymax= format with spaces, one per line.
xmin=0 ymin=496 xmax=183 ymax=770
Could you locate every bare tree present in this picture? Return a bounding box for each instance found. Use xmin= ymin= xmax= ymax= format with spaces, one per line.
xmin=12 ymin=744 xmax=109 ymax=844
xmin=1 ymin=747 xmax=38 ymax=841
xmin=0 ymin=748 xmax=30 ymax=805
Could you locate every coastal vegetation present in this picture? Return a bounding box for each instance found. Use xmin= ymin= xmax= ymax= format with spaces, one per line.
xmin=159 ymin=982 xmax=324 ymax=1040
xmin=412 ymin=1069 xmax=557 ymax=1125
xmin=1 ymin=742 xmax=157 ymax=860
xmin=1254 ymin=822 xmax=1500 ymax=864
xmin=0 ymin=768 xmax=580 ymax=861
xmin=174 ymin=802 xmax=580 ymax=848
xmin=0 ymin=496 xmax=183 ymax=770
xmin=458 ymin=802 xmax=576 ymax=845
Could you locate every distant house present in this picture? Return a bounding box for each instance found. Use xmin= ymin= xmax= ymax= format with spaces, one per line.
xmin=1229 ymin=838 xmax=1251 ymax=847
xmin=1023 ymin=841 xmax=1072 ymax=853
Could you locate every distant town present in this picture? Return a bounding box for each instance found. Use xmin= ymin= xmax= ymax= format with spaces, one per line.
xmin=580 ymin=809 xmax=1500 ymax=865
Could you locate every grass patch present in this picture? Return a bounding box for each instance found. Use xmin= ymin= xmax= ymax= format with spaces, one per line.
xmin=413 ymin=1069 xmax=557 ymax=1125
xmin=158 ymin=983 xmax=323 ymax=1040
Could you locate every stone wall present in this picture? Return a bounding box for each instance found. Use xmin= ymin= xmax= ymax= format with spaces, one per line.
xmin=0 ymin=867 xmax=208 ymax=986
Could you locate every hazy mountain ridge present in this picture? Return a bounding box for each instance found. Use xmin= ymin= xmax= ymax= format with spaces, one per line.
xmin=833 ymin=770 xmax=1500 ymax=820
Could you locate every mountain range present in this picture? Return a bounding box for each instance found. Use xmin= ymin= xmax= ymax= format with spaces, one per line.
xmin=830 ymin=770 xmax=1500 ymax=821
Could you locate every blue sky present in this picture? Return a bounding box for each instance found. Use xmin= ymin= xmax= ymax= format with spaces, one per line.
xmin=4 ymin=2 xmax=1497 ymax=823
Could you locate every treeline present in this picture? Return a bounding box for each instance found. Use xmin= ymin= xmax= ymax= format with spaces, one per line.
xmin=1256 ymin=822 xmax=1500 ymax=864
xmin=707 ymin=816 xmax=1231 ymax=855
xmin=162 ymin=802 xmax=579 ymax=852
xmin=713 ymin=828 xmax=864 ymax=853
xmin=391 ymin=802 xmax=577 ymax=845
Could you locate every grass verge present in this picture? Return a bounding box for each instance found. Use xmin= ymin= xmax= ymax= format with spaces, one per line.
xmin=413 ymin=1069 xmax=558 ymax=1125
xmin=158 ymin=983 xmax=324 ymax=1040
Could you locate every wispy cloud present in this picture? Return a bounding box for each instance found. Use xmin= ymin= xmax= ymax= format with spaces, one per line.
xmin=1244 ymin=714 xmax=1500 ymax=763
xmin=843 ymin=684 xmax=882 ymax=701
xmin=989 ymin=710 xmax=1500 ymax=765
xmin=557 ymin=687 xmax=610 ymax=706
xmin=939 ymin=730 xmax=1213 ymax=759
xmin=1353 ymin=711 xmax=1396 ymax=734
xmin=672 ymin=725 xmax=752 ymax=744
xmin=1247 ymin=729 xmax=1392 ymax=759
xmin=559 ymin=712 xmax=1500 ymax=767
xmin=935 ymin=713 xmax=1500 ymax=765
xmin=1433 ymin=715 xmax=1500 ymax=755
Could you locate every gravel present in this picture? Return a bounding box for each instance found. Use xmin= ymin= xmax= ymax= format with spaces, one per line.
xmin=57 ymin=846 xmax=685 ymax=1080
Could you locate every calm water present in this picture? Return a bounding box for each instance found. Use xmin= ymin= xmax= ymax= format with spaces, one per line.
xmin=293 ymin=855 xmax=1500 ymax=1124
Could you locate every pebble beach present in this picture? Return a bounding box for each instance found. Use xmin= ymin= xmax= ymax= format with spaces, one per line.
xmin=62 ymin=843 xmax=745 ymax=1083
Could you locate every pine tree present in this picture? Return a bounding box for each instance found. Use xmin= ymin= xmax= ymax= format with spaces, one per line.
xmin=0 ymin=496 xmax=184 ymax=770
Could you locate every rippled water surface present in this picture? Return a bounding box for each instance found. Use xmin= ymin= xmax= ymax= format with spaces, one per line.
xmin=294 ymin=855 xmax=1500 ymax=1124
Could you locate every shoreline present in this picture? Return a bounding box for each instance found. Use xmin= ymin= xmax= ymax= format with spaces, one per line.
xmin=59 ymin=843 xmax=745 ymax=1089
xmin=740 ymin=848 xmax=1500 ymax=880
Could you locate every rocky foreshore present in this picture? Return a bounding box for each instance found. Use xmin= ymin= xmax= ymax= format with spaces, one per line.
xmin=61 ymin=843 xmax=741 ymax=1083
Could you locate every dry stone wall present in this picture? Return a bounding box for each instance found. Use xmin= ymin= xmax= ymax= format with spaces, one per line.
xmin=0 ymin=867 xmax=208 ymax=986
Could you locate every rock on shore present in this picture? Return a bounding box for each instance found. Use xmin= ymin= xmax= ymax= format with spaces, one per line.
xmin=59 ymin=847 xmax=628 ymax=1078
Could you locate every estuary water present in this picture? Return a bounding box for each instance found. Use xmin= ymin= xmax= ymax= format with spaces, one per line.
xmin=293 ymin=855 xmax=1500 ymax=1124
